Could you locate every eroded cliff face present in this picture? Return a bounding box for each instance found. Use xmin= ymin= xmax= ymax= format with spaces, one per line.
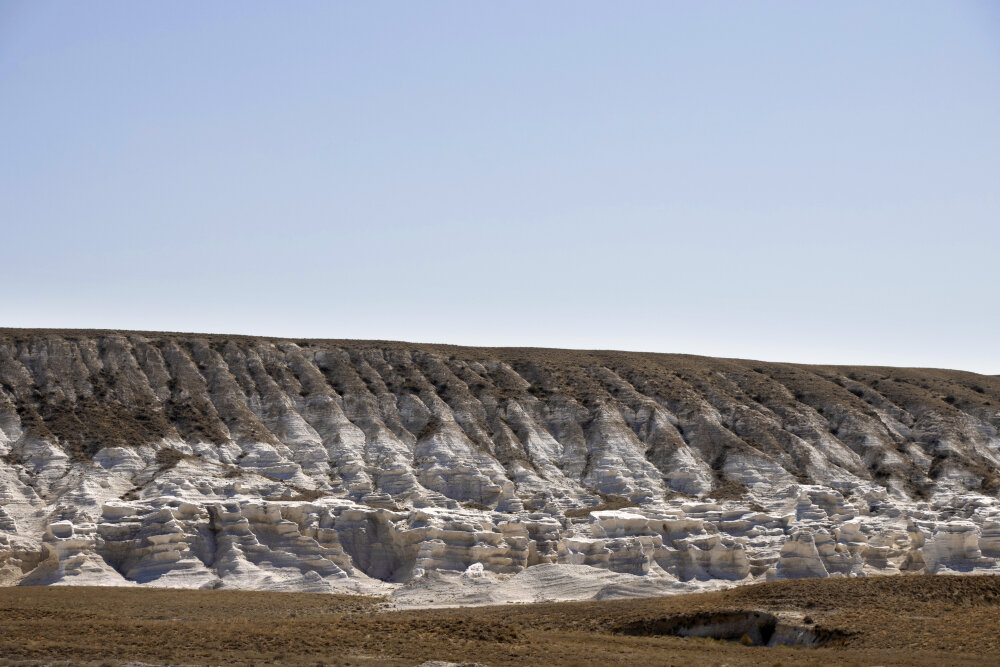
xmin=1 ymin=330 xmax=999 ymax=598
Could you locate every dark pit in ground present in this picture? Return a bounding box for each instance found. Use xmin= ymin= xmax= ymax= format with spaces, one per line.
xmin=616 ymin=610 xmax=849 ymax=647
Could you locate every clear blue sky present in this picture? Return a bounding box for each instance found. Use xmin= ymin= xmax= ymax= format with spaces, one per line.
xmin=2 ymin=2 xmax=999 ymax=373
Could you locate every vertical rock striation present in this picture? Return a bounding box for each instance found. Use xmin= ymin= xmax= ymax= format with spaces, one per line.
xmin=1 ymin=329 xmax=999 ymax=596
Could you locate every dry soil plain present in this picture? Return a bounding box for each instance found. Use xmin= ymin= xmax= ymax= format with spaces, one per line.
xmin=2 ymin=575 xmax=1000 ymax=666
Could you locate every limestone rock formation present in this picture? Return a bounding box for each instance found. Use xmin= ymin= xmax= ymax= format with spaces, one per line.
xmin=1 ymin=329 xmax=999 ymax=599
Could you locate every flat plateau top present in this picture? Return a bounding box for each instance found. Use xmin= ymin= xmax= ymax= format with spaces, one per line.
xmin=0 ymin=327 xmax=993 ymax=377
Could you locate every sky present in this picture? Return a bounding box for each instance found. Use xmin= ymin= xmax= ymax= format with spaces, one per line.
xmin=1 ymin=2 xmax=999 ymax=373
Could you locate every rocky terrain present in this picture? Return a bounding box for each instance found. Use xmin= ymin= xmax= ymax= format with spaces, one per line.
xmin=1 ymin=329 xmax=999 ymax=599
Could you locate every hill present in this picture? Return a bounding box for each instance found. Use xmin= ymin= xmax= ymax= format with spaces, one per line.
xmin=1 ymin=329 xmax=998 ymax=594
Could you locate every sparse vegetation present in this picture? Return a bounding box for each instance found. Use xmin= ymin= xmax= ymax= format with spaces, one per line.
xmin=710 ymin=476 xmax=749 ymax=501
xmin=0 ymin=329 xmax=998 ymax=501
xmin=284 ymin=485 xmax=328 ymax=502
xmin=1 ymin=575 xmax=999 ymax=665
xmin=154 ymin=447 xmax=187 ymax=470
xmin=461 ymin=501 xmax=492 ymax=511
xmin=416 ymin=417 xmax=440 ymax=441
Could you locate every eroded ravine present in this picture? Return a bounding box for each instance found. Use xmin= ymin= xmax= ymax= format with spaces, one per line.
xmin=1 ymin=329 xmax=999 ymax=595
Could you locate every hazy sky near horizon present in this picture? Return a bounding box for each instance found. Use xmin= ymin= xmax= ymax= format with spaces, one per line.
xmin=2 ymin=2 xmax=999 ymax=373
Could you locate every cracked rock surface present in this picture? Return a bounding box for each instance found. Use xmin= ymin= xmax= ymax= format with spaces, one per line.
xmin=1 ymin=329 xmax=999 ymax=600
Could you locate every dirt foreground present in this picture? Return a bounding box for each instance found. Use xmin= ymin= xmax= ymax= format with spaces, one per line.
xmin=1 ymin=575 xmax=999 ymax=666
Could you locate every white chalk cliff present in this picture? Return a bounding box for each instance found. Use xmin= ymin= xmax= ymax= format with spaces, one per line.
xmin=1 ymin=330 xmax=999 ymax=601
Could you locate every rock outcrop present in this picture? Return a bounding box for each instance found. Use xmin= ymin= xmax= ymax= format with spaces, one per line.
xmin=1 ymin=329 xmax=999 ymax=598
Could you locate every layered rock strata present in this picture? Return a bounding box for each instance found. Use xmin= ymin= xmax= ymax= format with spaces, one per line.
xmin=1 ymin=330 xmax=999 ymax=597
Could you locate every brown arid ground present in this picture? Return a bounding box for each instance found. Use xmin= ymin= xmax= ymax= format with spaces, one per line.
xmin=2 ymin=575 xmax=1000 ymax=666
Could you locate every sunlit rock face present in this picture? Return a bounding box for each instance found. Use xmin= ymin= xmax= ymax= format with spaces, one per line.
xmin=1 ymin=330 xmax=1000 ymax=598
